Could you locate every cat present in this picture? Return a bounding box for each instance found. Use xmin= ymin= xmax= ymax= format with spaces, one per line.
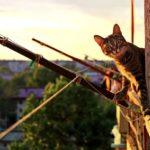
xmin=94 ymin=24 xmax=150 ymax=116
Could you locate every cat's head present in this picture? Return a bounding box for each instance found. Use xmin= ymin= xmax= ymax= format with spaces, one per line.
xmin=94 ymin=24 xmax=127 ymax=59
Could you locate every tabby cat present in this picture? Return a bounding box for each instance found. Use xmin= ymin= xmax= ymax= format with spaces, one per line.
xmin=94 ymin=24 xmax=150 ymax=116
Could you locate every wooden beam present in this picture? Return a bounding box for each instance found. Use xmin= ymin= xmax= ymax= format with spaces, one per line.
xmin=145 ymin=0 xmax=150 ymax=101
xmin=32 ymin=38 xmax=121 ymax=80
xmin=0 ymin=35 xmax=126 ymax=105
xmin=144 ymin=0 xmax=150 ymax=145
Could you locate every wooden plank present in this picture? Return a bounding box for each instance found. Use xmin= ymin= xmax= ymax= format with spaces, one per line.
xmin=116 ymin=106 xmax=128 ymax=134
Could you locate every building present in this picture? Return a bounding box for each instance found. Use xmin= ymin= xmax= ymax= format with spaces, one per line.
xmin=0 ymin=59 xmax=113 ymax=82
xmin=0 ymin=87 xmax=44 ymax=150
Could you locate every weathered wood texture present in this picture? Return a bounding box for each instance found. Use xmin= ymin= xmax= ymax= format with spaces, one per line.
xmin=145 ymin=0 xmax=150 ymax=149
xmin=145 ymin=0 xmax=150 ymax=102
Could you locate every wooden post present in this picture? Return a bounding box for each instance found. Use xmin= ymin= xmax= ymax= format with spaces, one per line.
xmin=144 ymin=0 xmax=150 ymax=148
xmin=145 ymin=0 xmax=150 ymax=99
xmin=145 ymin=0 xmax=150 ymax=123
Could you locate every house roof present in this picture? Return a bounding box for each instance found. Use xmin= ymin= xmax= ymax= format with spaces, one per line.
xmin=17 ymin=87 xmax=44 ymax=99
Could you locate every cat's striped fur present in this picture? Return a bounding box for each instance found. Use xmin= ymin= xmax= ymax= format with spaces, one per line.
xmin=94 ymin=24 xmax=149 ymax=115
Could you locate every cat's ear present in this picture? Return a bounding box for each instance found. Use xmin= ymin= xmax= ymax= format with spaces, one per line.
xmin=113 ymin=24 xmax=122 ymax=35
xmin=94 ymin=35 xmax=104 ymax=47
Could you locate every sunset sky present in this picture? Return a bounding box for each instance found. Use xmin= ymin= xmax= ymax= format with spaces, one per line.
xmin=0 ymin=0 xmax=144 ymax=60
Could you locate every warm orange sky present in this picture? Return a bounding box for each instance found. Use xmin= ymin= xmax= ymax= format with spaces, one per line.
xmin=0 ymin=0 xmax=144 ymax=60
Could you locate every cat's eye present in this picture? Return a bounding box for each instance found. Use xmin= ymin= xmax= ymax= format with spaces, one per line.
xmin=106 ymin=46 xmax=111 ymax=51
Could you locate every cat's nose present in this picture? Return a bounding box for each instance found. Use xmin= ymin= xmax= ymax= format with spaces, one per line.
xmin=117 ymin=49 xmax=120 ymax=52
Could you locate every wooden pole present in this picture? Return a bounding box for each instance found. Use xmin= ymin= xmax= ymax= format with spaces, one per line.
xmin=0 ymin=35 xmax=125 ymax=104
xmin=0 ymin=35 xmax=112 ymax=98
xmin=144 ymin=0 xmax=150 ymax=148
xmin=145 ymin=0 xmax=150 ymax=99
xmin=32 ymin=38 xmax=121 ymax=80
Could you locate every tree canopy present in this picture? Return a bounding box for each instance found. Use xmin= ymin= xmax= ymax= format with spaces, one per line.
xmin=0 ymin=66 xmax=59 ymax=128
xmin=9 ymin=76 xmax=116 ymax=150
xmin=11 ymin=66 xmax=59 ymax=88
xmin=0 ymin=77 xmax=16 ymax=118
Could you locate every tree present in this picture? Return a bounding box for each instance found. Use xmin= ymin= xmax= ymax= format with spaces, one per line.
xmin=10 ymin=66 xmax=59 ymax=88
xmin=0 ymin=77 xmax=17 ymax=127
xmin=9 ymin=76 xmax=116 ymax=150
xmin=0 ymin=66 xmax=59 ymax=128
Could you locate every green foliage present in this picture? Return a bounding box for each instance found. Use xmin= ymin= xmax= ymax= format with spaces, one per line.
xmin=0 ymin=66 xmax=13 ymax=73
xmin=9 ymin=76 xmax=116 ymax=150
xmin=11 ymin=67 xmax=59 ymax=88
xmin=0 ymin=77 xmax=16 ymax=118
xmin=0 ymin=66 xmax=59 ymax=128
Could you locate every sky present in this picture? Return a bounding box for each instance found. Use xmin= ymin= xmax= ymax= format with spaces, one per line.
xmin=0 ymin=0 xmax=144 ymax=60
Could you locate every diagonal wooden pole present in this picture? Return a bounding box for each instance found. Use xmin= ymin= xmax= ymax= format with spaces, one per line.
xmin=0 ymin=35 xmax=117 ymax=102
xmin=32 ymin=38 xmax=121 ymax=80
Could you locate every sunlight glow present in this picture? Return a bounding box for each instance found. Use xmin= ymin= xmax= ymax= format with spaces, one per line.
xmin=0 ymin=0 xmax=144 ymax=60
